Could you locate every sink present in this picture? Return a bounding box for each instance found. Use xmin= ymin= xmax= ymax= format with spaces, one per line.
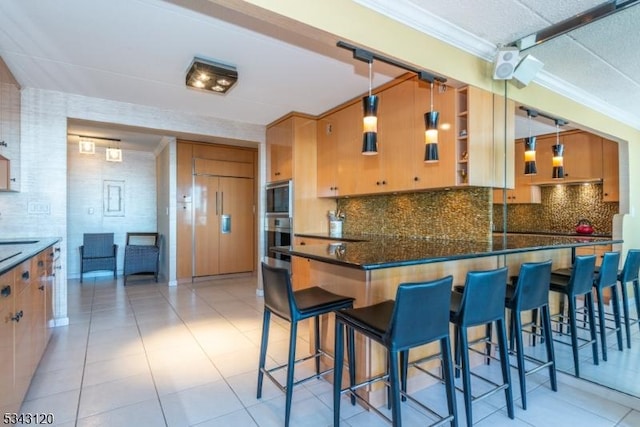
xmin=0 ymin=240 xmax=38 ymax=245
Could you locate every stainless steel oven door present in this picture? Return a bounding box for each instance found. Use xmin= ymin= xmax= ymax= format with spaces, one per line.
xmin=265 ymin=216 xmax=291 ymax=263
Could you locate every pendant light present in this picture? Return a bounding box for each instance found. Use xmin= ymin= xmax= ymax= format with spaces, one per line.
xmin=424 ymin=81 xmax=439 ymax=163
xmin=362 ymin=60 xmax=378 ymax=155
xmin=552 ymin=119 xmax=565 ymax=179
xmin=523 ymin=110 xmax=537 ymax=175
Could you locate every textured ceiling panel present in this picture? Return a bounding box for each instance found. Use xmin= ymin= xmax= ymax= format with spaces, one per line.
xmin=406 ymin=0 xmax=603 ymax=45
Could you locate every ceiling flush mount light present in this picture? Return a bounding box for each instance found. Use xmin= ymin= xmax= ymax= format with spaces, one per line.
xmin=186 ymin=57 xmax=238 ymax=94
xmin=106 ymin=147 xmax=123 ymax=162
xmin=552 ymin=119 xmax=566 ymax=179
xmin=523 ymin=109 xmax=538 ymax=175
xmin=78 ymin=138 xmax=95 ymax=155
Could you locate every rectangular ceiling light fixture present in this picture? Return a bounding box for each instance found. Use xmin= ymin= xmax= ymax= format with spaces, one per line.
xmin=106 ymin=148 xmax=123 ymax=162
xmin=186 ymin=57 xmax=238 ymax=94
xmin=78 ymin=138 xmax=95 ymax=154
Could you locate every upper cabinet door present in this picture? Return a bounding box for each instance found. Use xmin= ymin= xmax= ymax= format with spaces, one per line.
xmin=266 ymin=118 xmax=293 ymax=182
xmin=412 ymin=78 xmax=457 ymax=189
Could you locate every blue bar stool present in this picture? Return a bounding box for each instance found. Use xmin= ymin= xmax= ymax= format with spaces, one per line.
xmin=616 ymin=249 xmax=640 ymax=348
xmin=257 ymin=262 xmax=355 ymax=427
xmin=593 ymin=251 xmax=623 ymax=360
xmin=333 ymin=276 xmax=457 ymax=427
xmin=506 ymin=260 xmax=557 ymax=410
xmin=450 ymin=266 xmax=514 ymax=426
xmin=549 ymin=255 xmax=598 ymax=377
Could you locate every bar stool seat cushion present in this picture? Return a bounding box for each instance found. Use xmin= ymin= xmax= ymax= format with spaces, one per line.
xmin=336 ymin=301 xmax=394 ymax=338
xmin=295 ymin=287 xmax=356 ymax=318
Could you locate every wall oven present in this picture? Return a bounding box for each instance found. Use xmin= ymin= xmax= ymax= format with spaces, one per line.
xmin=266 ymin=180 xmax=292 ymax=217
xmin=264 ymin=216 xmax=291 ymax=264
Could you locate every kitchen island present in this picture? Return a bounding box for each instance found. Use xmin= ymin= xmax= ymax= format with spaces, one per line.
xmin=274 ymin=233 xmax=621 ymax=404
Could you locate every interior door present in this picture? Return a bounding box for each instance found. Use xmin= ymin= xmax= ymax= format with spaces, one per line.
xmin=193 ymin=175 xmax=220 ymax=276
xmin=219 ymin=177 xmax=254 ymax=274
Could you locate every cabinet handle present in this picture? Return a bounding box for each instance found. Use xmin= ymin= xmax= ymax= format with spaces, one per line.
xmin=22 ymin=271 xmax=29 ymax=280
xmin=55 ymin=247 xmax=61 ymax=252
xmin=382 ymin=180 xmax=387 ymax=185
xmin=300 ymin=242 xmax=306 ymax=245
xmin=1 ymin=285 xmax=10 ymax=297
xmin=414 ymin=177 xmax=419 ymax=181
xmin=11 ymin=310 xmax=24 ymax=322
xmin=38 ymin=260 xmax=44 ymax=267
xmin=376 ymin=181 xmax=381 ymax=186
xmin=38 ymin=285 xmax=45 ymax=291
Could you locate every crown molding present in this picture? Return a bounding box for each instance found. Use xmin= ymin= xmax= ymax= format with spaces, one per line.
xmin=353 ymin=0 xmax=496 ymax=60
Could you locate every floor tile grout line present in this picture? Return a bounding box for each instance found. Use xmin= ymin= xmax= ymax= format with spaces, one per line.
xmin=72 ymin=277 xmax=96 ymax=427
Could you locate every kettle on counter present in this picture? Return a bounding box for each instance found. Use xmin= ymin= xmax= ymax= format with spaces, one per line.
xmin=575 ymin=219 xmax=594 ymax=235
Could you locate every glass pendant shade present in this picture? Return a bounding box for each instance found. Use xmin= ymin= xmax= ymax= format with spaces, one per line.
xmin=362 ymin=95 xmax=379 ymax=155
xmin=424 ymin=111 xmax=439 ymax=162
xmin=552 ymin=144 xmax=564 ymax=179
xmin=523 ymin=137 xmax=537 ymax=175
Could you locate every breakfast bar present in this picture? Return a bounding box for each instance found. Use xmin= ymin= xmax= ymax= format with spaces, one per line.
xmin=274 ymin=233 xmax=621 ymax=404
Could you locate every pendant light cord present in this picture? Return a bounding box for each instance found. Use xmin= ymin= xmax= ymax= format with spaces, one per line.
xmin=430 ymin=82 xmax=434 ymax=111
xmin=368 ymin=61 xmax=372 ymax=97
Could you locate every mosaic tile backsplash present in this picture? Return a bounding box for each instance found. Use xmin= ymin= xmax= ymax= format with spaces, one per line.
xmin=336 ymin=187 xmax=493 ymax=241
xmin=493 ymin=183 xmax=618 ymax=235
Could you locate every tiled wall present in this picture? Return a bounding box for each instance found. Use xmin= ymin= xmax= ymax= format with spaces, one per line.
xmin=493 ymin=183 xmax=618 ymax=234
xmin=337 ymin=187 xmax=493 ymax=241
xmin=67 ymin=143 xmax=158 ymax=279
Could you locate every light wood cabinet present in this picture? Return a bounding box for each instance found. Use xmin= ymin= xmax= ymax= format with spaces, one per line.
xmin=266 ymin=117 xmax=293 ymax=182
xmin=0 ymin=57 xmax=21 ymax=191
xmin=194 ymin=174 xmax=255 ymax=276
xmin=176 ymin=141 xmax=257 ymax=280
xmin=291 ymin=236 xmax=343 ymax=290
xmin=412 ymin=79 xmax=457 ymax=189
xmin=531 ymin=130 xmax=602 ymax=184
xmin=177 ymin=143 xmax=194 ymax=279
xmin=602 ymin=138 xmax=619 ymax=202
xmin=316 ymin=102 xmax=362 ymax=197
xmin=0 ymin=244 xmax=57 ymax=414
xmin=562 ymin=131 xmax=602 ymax=181
xmin=456 ymin=86 xmax=514 ymax=188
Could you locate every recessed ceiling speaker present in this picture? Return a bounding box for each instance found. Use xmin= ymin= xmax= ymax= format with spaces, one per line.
xmin=513 ymin=54 xmax=544 ymax=88
xmin=492 ymin=46 xmax=520 ymax=80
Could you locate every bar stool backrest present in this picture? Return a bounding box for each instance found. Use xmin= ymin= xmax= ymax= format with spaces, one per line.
xmin=459 ymin=267 xmax=509 ymax=327
xmin=595 ymin=252 xmax=621 ymax=289
xmin=568 ymin=255 xmax=597 ymax=296
xmin=620 ymin=249 xmax=640 ymax=283
xmin=386 ymin=275 xmax=453 ymax=351
xmin=512 ymin=260 xmax=552 ymax=312
xmin=261 ymin=262 xmax=295 ymax=322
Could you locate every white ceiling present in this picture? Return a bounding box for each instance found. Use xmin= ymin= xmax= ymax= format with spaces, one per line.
xmin=0 ymin=0 xmax=638 ymax=150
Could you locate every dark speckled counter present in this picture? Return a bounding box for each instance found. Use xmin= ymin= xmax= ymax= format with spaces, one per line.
xmin=276 ymin=233 xmax=621 ymax=270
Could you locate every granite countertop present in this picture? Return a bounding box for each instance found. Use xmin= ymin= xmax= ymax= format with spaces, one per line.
xmin=0 ymin=238 xmax=61 ymax=274
xmin=275 ymin=233 xmax=621 ymax=270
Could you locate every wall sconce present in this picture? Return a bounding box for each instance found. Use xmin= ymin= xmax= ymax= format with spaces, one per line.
xmin=552 ymin=120 xmax=565 ymax=179
xmin=362 ymin=60 xmax=379 ymax=155
xmin=106 ymin=147 xmax=123 ymax=162
xmin=523 ymin=109 xmax=537 ymax=175
xmin=78 ymin=138 xmax=95 ymax=154
xmin=186 ymin=57 xmax=238 ymax=94
xmin=424 ymin=80 xmax=439 ymax=163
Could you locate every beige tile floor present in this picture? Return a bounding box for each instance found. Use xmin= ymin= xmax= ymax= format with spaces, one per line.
xmin=17 ymin=274 xmax=640 ymax=426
